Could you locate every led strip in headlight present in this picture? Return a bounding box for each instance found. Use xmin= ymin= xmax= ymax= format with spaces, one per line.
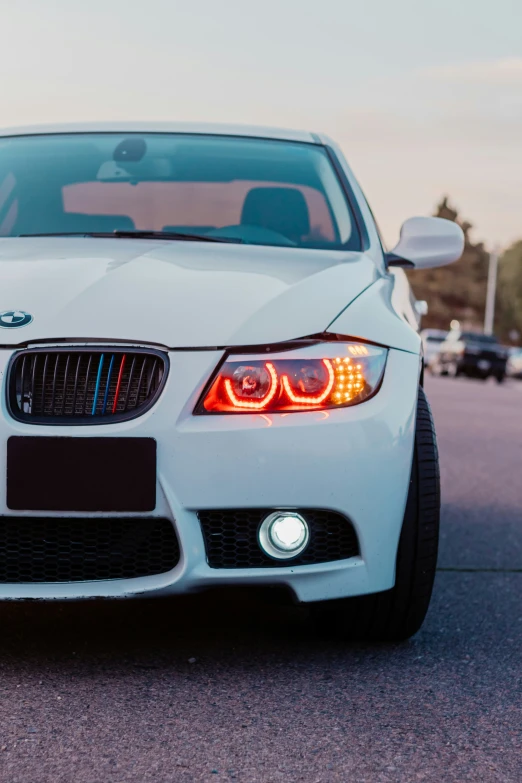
xmin=196 ymin=341 xmax=387 ymax=414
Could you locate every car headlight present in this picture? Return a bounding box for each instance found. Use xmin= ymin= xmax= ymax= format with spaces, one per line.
xmin=196 ymin=341 xmax=387 ymax=414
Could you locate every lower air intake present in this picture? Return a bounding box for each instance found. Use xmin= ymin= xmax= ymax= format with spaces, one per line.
xmin=198 ymin=509 xmax=359 ymax=568
xmin=0 ymin=517 xmax=180 ymax=582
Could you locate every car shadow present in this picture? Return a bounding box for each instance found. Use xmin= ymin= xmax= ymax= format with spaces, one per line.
xmin=0 ymin=571 xmax=517 ymax=676
xmin=0 ymin=589 xmax=325 ymax=664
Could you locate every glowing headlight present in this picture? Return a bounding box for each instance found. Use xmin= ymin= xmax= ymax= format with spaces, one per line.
xmin=196 ymin=340 xmax=387 ymax=414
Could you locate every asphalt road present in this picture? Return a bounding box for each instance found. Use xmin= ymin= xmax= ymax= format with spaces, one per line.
xmin=0 ymin=376 xmax=521 ymax=783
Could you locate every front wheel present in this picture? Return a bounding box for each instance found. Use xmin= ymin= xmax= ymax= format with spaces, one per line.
xmin=312 ymin=387 xmax=440 ymax=642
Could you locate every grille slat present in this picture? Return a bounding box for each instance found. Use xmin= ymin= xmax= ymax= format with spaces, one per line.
xmin=147 ymin=358 xmax=159 ymax=397
xmin=20 ymin=355 xmax=27 ymax=412
xmin=136 ymin=357 xmax=148 ymax=407
xmin=199 ymin=509 xmax=360 ymax=568
xmin=9 ymin=348 xmax=167 ymax=424
xmin=41 ymin=353 xmax=50 ymax=412
xmin=91 ymin=353 xmax=105 ymax=415
xmin=0 ymin=517 xmax=180 ymax=582
xmin=71 ymin=354 xmax=82 ymax=414
xmin=102 ymin=354 xmax=115 ymax=414
xmin=124 ymin=356 xmax=137 ymax=411
xmin=50 ymin=353 xmax=60 ymax=413
xmin=30 ymin=354 xmax=38 ymax=414
xmin=112 ymin=354 xmax=126 ymax=413
xmin=84 ymin=354 xmax=93 ymax=415
xmin=61 ymin=354 xmax=71 ymax=415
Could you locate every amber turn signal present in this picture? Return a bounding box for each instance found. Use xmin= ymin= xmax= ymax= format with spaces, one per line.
xmin=196 ymin=342 xmax=387 ymax=414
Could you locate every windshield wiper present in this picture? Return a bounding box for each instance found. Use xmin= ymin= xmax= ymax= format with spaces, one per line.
xmin=110 ymin=230 xmax=244 ymax=243
xmin=18 ymin=230 xmax=243 ymax=244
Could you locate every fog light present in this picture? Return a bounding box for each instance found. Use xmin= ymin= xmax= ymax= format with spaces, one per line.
xmin=258 ymin=512 xmax=310 ymax=560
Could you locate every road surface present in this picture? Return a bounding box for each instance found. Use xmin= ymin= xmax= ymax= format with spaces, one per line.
xmin=0 ymin=376 xmax=520 ymax=782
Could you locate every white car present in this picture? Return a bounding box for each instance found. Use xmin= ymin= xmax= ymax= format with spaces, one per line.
xmin=0 ymin=123 xmax=464 ymax=641
xmin=507 ymin=347 xmax=522 ymax=379
xmin=421 ymin=329 xmax=448 ymax=368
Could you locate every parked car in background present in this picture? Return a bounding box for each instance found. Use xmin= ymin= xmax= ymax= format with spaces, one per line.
xmin=432 ymin=329 xmax=508 ymax=382
xmin=420 ymin=328 xmax=447 ymax=368
xmin=507 ymin=347 xmax=522 ymax=379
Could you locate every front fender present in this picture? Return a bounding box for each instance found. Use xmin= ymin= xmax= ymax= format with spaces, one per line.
xmin=326 ymin=277 xmax=421 ymax=354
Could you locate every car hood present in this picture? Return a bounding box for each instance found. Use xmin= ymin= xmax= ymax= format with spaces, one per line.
xmin=0 ymin=238 xmax=379 ymax=347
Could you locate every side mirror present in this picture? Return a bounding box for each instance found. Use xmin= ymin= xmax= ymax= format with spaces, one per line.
xmin=386 ymin=217 xmax=464 ymax=270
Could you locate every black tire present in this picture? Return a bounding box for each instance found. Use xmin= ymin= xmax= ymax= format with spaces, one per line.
xmin=312 ymin=387 xmax=440 ymax=642
xmin=496 ymin=374 xmax=505 ymax=384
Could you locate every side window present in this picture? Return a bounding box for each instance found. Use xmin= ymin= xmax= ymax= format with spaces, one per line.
xmin=0 ymin=172 xmax=18 ymax=236
xmin=360 ymin=192 xmax=387 ymax=253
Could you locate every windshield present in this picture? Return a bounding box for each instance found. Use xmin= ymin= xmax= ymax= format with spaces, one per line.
xmin=0 ymin=133 xmax=360 ymax=250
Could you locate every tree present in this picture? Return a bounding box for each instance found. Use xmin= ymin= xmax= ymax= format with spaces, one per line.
xmin=496 ymin=241 xmax=522 ymax=342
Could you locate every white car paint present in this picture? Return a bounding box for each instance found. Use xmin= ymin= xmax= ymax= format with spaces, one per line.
xmin=389 ymin=216 xmax=465 ymax=269
xmin=0 ymin=238 xmax=378 ymax=349
xmin=0 ymin=120 xmax=317 ymax=143
xmin=0 ymin=346 xmax=418 ymax=600
xmin=329 ymin=274 xmax=421 ymax=355
xmin=0 ymin=122 xmax=463 ymax=602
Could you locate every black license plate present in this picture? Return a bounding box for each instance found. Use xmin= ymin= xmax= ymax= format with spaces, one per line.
xmin=7 ymin=437 xmax=156 ymax=512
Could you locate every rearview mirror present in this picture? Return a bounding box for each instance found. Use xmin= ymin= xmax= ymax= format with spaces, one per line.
xmin=386 ymin=217 xmax=464 ymax=270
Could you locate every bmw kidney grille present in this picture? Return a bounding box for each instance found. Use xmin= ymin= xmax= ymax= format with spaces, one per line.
xmin=8 ymin=348 xmax=168 ymax=424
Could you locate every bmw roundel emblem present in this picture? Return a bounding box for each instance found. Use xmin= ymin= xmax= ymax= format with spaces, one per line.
xmin=0 ymin=310 xmax=33 ymax=329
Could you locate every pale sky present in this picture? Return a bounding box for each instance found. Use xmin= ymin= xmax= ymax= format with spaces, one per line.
xmin=2 ymin=0 xmax=521 ymax=248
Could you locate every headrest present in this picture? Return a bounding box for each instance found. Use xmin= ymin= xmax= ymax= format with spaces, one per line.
xmin=241 ymin=187 xmax=310 ymax=241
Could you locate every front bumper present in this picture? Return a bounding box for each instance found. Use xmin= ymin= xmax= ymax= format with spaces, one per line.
xmin=0 ymin=346 xmax=419 ymax=602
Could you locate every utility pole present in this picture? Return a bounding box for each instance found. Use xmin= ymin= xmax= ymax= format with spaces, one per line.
xmin=484 ymin=246 xmax=500 ymax=335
